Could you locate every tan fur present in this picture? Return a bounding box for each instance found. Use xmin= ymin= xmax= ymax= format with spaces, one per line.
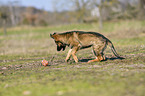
xmin=50 ymin=31 xmax=124 ymax=63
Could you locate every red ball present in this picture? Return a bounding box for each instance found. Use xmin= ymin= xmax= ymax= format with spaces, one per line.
xmin=41 ymin=59 xmax=48 ymax=67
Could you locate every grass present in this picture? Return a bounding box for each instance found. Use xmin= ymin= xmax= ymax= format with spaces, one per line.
xmin=0 ymin=20 xmax=145 ymax=96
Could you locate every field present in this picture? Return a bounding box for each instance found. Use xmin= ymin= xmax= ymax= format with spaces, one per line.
xmin=0 ymin=20 xmax=145 ymax=96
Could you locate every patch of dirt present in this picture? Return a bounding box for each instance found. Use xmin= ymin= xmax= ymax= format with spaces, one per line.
xmin=0 ymin=52 xmax=145 ymax=75
xmin=124 ymin=64 xmax=145 ymax=68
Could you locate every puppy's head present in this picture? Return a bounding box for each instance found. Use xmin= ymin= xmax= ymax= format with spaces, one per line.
xmin=50 ymin=32 xmax=66 ymax=51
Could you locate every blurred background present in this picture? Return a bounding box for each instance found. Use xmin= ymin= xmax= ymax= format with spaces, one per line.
xmin=0 ymin=0 xmax=145 ymax=28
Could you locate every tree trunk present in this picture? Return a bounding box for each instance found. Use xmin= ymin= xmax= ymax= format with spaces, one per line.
xmin=99 ymin=7 xmax=103 ymax=30
xmin=139 ymin=0 xmax=145 ymax=19
xmin=3 ymin=19 xmax=7 ymax=36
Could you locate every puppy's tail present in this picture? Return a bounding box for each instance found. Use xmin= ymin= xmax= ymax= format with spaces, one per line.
xmin=107 ymin=40 xmax=125 ymax=59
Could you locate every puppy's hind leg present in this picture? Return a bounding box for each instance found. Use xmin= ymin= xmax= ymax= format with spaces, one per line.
xmin=88 ymin=46 xmax=100 ymax=63
xmin=88 ymin=43 xmax=106 ymax=63
xmin=100 ymin=43 xmax=107 ymax=61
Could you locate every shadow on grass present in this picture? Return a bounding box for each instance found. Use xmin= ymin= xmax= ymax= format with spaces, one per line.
xmin=79 ymin=57 xmax=124 ymax=63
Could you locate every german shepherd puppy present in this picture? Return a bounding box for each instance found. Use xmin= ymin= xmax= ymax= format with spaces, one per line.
xmin=50 ymin=31 xmax=124 ymax=63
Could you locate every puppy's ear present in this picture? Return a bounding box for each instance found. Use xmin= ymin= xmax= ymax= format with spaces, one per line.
xmin=53 ymin=32 xmax=56 ymax=35
xmin=50 ymin=32 xmax=57 ymax=38
xmin=50 ymin=34 xmax=53 ymax=38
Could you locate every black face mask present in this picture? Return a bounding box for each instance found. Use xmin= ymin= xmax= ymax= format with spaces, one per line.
xmin=57 ymin=44 xmax=66 ymax=51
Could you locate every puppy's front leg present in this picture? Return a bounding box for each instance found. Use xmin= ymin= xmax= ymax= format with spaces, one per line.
xmin=71 ymin=47 xmax=79 ymax=63
xmin=72 ymin=51 xmax=78 ymax=63
xmin=65 ymin=49 xmax=72 ymax=62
